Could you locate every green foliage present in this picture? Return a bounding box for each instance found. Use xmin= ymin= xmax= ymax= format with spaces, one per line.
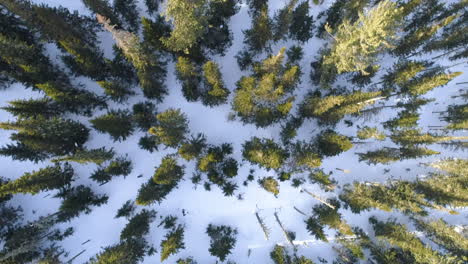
xmin=141 ymin=15 xmax=172 ymax=51
xmin=323 ymin=0 xmax=402 ymax=75
xmin=0 ymin=163 xmax=74 ymax=197
xmin=233 ymin=48 xmax=300 ymax=127
xmin=390 ymin=129 xmax=468 ymax=146
xmin=258 ymin=177 xmax=280 ymax=196
xmin=132 ymin=101 xmax=157 ymax=131
xmin=178 ymin=134 xmax=207 ymax=161
xmin=57 ymin=185 xmax=108 ymax=222
xmin=402 ymin=70 xmax=461 ymax=96
xmin=291 ymin=141 xmax=322 ymax=170
xmin=206 ymin=224 xmax=237 ymax=262
xmin=160 ymin=226 xmax=185 ymax=261
xmin=317 ymin=130 xmax=353 ymax=157
xmin=176 ymin=257 xmax=197 ymax=264
xmin=272 ymin=0 xmax=298 ymax=41
xmin=149 ymin=108 xmax=189 ymax=148
xmin=114 ymin=0 xmax=140 ymax=32
xmin=1 ymin=98 xmax=60 ymax=119
xmin=308 ymin=169 xmax=336 ymax=191
xmin=289 ymin=1 xmax=314 ymax=42
xmin=308 ymin=199 xmax=353 ymax=239
xmin=384 ymin=110 xmax=420 ymax=129
xmin=136 ymin=178 xmax=177 ymax=206
xmin=152 ymin=155 xmax=185 ymax=185
xmin=357 ymin=126 xmax=386 ymax=141
xmin=91 ymin=156 xmax=133 ymax=184
xmin=357 ymin=146 xmax=440 ymax=165
xmin=175 ymin=57 xmax=202 ymax=102
xmin=243 ymin=5 xmax=273 ymax=52
xmin=120 ymin=209 xmax=156 ymax=240
xmin=270 ymin=245 xmax=291 ymax=264
xmin=115 ymin=200 xmax=136 ymax=219
xmin=444 ymin=104 xmax=468 ymax=130
xmin=202 ymin=61 xmax=229 ymax=106
xmin=52 ymin=147 xmax=115 ymax=165
xmin=91 ymin=110 xmax=134 ymax=142
xmin=98 ymin=80 xmax=134 ymax=103
xmin=0 ymin=143 xmax=49 ymax=163
xmin=242 ymin=137 xmax=288 ymax=170
xmin=88 ymin=238 xmax=148 ymax=264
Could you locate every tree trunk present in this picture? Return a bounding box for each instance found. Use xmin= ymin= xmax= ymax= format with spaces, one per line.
xmin=254 ymin=211 xmax=270 ymax=240
xmin=274 ymin=212 xmax=296 ymax=249
xmin=302 ymin=188 xmax=336 ymax=210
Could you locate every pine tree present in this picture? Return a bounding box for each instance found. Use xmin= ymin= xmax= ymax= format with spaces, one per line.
xmin=370 ymin=217 xmax=448 ymax=264
xmin=161 ymin=0 xmax=208 ymax=52
xmin=56 ymin=185 xmax=108 ymax=222
xmin=82 ymin=0 xmax=122 ymax=27
xmin=308 ymin=169 xmax=336 ymax=191
xmin=1 ymin=98 xmax=60 ymax=119
xmin=272 ymin=0 xmax=298 ymax=41
xmin=88 ymin=238 xmax=149 ymax=264
xmin=390 ymin=129 xmax=468 ymax=146
xmin=243 ymin=4 xmax=273 ymax=52
xmin=384 ymin=110 xmax=420 ymax=130
xmin=401 ymin=69 xmax=461 ymax=96
xmin=120 ymin=209 xmax=156 ymax=240
xmin=306 ymin=199 xmax=353 ymax=242
xmin=115 ymin=200 xmax=136 ymax=219
xmin=91 ymin=110 xmax=134 ymax=142
xmin=178 ymin=134 xmax=207 ymax=161
xmin=97 ymin=14 xmax=167 ymax=100
xmin=149 ymin=108 xmax=189 ymax=148
xmin=113 ymin=0 xmax=139 ymax=32
xmin=127 ymin=103 xmax=155 ymax=133
xmin=206 ymin=224 xmax=237 ymax=262
xmin=136 ymin=178 xmax=177 ymax=206
xmin=357 ymin=126 xmax=386 ymax=141
xmin=97 ymin=80 xmax=134 ymax=103
xmin=443 ymin=104 xmax=468 ymax=130
xmin=269 ymin=245 xmax=291 ymax=264
xmin=289 ymin=1 xmax=314 ymax=42
xmin=152 ymin=155 xmax=185 ymax=185
xmin=175 ymin=57 xmax=202 ymax=102
xmin=0 ymin=163 xmax=74 ymax=197
xmin=322 ymin=0 xmax=403 ymax=75
xmin=160 ymin=225 xmax=185 ymax=261
xmin=141 ymin=15 xmax=172 ymax=52
xmin=233 ymin=48 xmax=300 ymax=127
xmin=144 ymin=0 xmax=159 ymax=15
xmin=0 ymin=143 xmax=49 ymax=163
xmin=91 ymin=156 xmax=133 ymax=184
xmin=258 ymin=177 xmax=280 ymax=196
xmin=290 ymin=141 xmax=322 ymax=171
xmin=412 ymin=217 xmax=468 ymax=261
xmin=242 ymin=137 xmax=288 ymax=170
xmin=316 ymin=130 xmax=353 ymax=157
xmin=357 ymin=146 xmax=439 ymax=165
xmin=382 ymin=60 xmax=431 ymax=92
xmin=300 ymin=91 xmax=383 ymax=124
xmin=52 ymin=147 xmax=115 ymax=165
xmin=176 ymin=257 xmax=197 ymax=264
xmin=0 ymin=117 xmax=90 ymax=156
xmin=316 ymin=0 xmax=369 ymax=38
xmin=201 ymin=61 xmax=229 ymax=106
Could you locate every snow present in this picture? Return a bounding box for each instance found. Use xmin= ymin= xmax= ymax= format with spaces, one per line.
xmin=0 ymin=0 xmax=467 ymax=263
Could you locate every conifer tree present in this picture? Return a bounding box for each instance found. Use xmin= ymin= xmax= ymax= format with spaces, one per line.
xmin=0 ymin=117 xmax=90 ymax=156
xmin=289 ymin=1 xmax=314 ymax=42
xmin=370 ymin=217 xmax=448 ymax=264
xmin=242 ymin=137 xmax=288 ymax=170
xmin=175 ymin=57 xmax=202 ymax=102
xmin=120 ymin=209 xmax=156 ymax=240
xmin=322 ymin=0 xmax=402 ymax=75
xmin=141 ymin=15 xmax=172 ymax=52
xmin=442 ymin=104 xmax=468 ymax=130
xmin=144 ymin=0 xmax=159 ymax=15
xmin=233 ymin=48 xmax=300 ymax=127
xmin=91 ymin=156 xmax=133 ymax=184
xmin=152 ymin=155 xmax=184 ymax=185
xmin=390 ymin=129 xmax=468 ymax=146
xmin=161 ymin=0 xmax=208 ymax=52
xmin=0 ymin=143 xmax=49 ymax=163
xmin=357 ymin=126 xmax=386 ymax=141
xmin=160 ymin=225 xmax=185 ymax=261
xmin=91 ymin=110 xmax=134 ymax=142
xmin=136 ymin=178 xmax=177 ymax=206
xmin=176 ymin=257 xmax=197 ymax=264
xmin=305 ymin=199 xmax=353 ymax=242
xmin=243 ymin=4 xmax=273 ymax=52
xmin=149 ymin=108 xmax=189 ymax=148
xmin=201 ymin=61 xmax=229 ymax=106
xmin=316 ymin=130 xmax=353 ymax=157
xmin=56 ymin=185 xmax=108 ymax=222
xmin=300 ymin=91 xmax=383 ymax=124
xmin=308 ymin=169 xmax=336 ymax=191
xmin=290 ymin=141 xmax=322 ymax=171
xmin=131 ymin=101 xmax=158 ymax=131
xmin=400 ymin=69 xmax=461 ymax=96
xmin=97 ymin=14 xmax=167 ymax=100
xmin=178 ymin=134 xmax=207 ymax=161
xmin=206 ymin=224 xmax=237 ymax=262
xmin=97 ymin=80 xmax=134 ymax=103
xmin=52 ymin=147 xmax=115 ymax=165
xmin=412 ymin=217 xmax=468 ymax=261
xmin=0 ymin=163 xmax=74 ymax=197
xmin=82 ymin=0 xmax=122 ymax=28
xmin=316 ymin=0 xmax=369 ymax=38
xmin=357 ymin=146 xmax=439 ymax=165
xmin=384 ymin=110 xmax=420 ymax=130
xmin=115 ymin=200 xmax=136 ymax=219
xmin=88 ymin=238 xmax=149 ymax=264
xmin=113 ymin=0 xmax=139 ymax=32
xmin=272 ymin=0 xmax=298 ymax=41
xmin=258 ymin=177 xmax=280 ymax=196
xmin=1 ymin=98 xmax=60 ymax=119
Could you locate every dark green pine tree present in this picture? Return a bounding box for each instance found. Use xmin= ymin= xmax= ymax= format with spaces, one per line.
xmin=90 ymin=156 xmax=133 ymax=184
xmin=1 ymin=98 xmax=60 ymax=120
xmin=88 ymin=238 xmax=149 ymax=264
xmin=206 ymin=224 xmax=238 ymax=262
xmin=390 ymin=128 xmax=468 ymax=146
xmin=308 ymin=169 xmax=336 ymax=191
xmin=316 ymin=130 xmax=353 ymax=157
xmin=149 ymin=108 xmax=189 ymax=148
xmin=178 ymin=134 xmax=207 ymax=161
xmin=115 ymin=200 xmax=136 ymax=219
xmin=144 ymin=0 xmax=160 ymax=15
xmin=120 ymin=209 xmax=156 ymax=240
xmin=136 ymin=178 xmax=177 ymax=206
xmin=233 ymin=48 xmax=300 ymax=127
xmin=316 ymin=0 xmax=369 ymax=38
xmin=242 ymin=137 xmax=288 ymax=170
xmin=357 ymin=146 xmax=440 ymax=165
xmin=290 ymin=141 xmax=322 ymax=171
xmin=52 ymin=147 xmax=115 ymax=165
xmin=176 ymin=257 xmax=198 ymax=264
xmin=0 ymin=143 xmax=49 ymax=163
xmin=243 ymin=4 xmax=273 ymax=53
xmin=160 ymin=225 xmax=185 ymax=262
xmin=56 ymin=185 xmax=108 ymax=222
xmin=201 ymin=61 xmax=230 ymax=106
xmin=97 ymin=80 xmax=134 ymax=103
xmin=91 ymin=109 xmax=135 ymax=142
xmin=132 ymin=101 xmax=158 ymax=131
xmin=141 ymin=15 xmax=172 ymax=52
xmin=272 ymin=0 xmax=298 ymax=41
xmin=289 ymin=1 xmax=314 ymax=42
xmin=442 ymin=104 xmax=467 ymax=130
xmin=113 ymin=0 xmax=140 ymax=32
xmin=258 ymin=177 xmax=280 ymax=196
xmin=0 ymin=117 xmax=90 ymax=156
xmin=152 ymin=155 xmax=184 ymax=185
xmin=175 ymin=57 xmax=202 ymax=102
xmin=0 ymin=163 xmax=74 ymax=197
xmin=196 ymin=143 xmax=238 ymax=189
xmin=82 ymin=0 xmax=122 ymax=28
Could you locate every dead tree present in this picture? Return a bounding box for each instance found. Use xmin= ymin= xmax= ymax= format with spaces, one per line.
xmin=273 ymin=211 xmax=296 ymax=250
xmin=254 ymin=208 xmax=270 ymax=240
xmin=302 ymin=188 xmax=336 ymax=210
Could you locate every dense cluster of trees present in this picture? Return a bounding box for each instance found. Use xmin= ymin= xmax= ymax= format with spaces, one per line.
xmin=0 ymin=0 xmax=466 ymax=263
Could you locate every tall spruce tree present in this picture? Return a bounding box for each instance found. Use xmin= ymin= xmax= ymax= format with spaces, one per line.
xmin=91 ymin=109 xmax=135 ymax=142
xmin=149 ymin=108 xmax=189 ymax=148
xmin=206 ymin=224 xmax=237 ymax=262
xmin=242 ymin=137 xmax=288 ymax=170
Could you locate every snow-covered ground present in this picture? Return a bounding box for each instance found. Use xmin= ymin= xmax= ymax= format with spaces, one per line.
xmin=1 ymin=0 xmax=466 ymax=263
